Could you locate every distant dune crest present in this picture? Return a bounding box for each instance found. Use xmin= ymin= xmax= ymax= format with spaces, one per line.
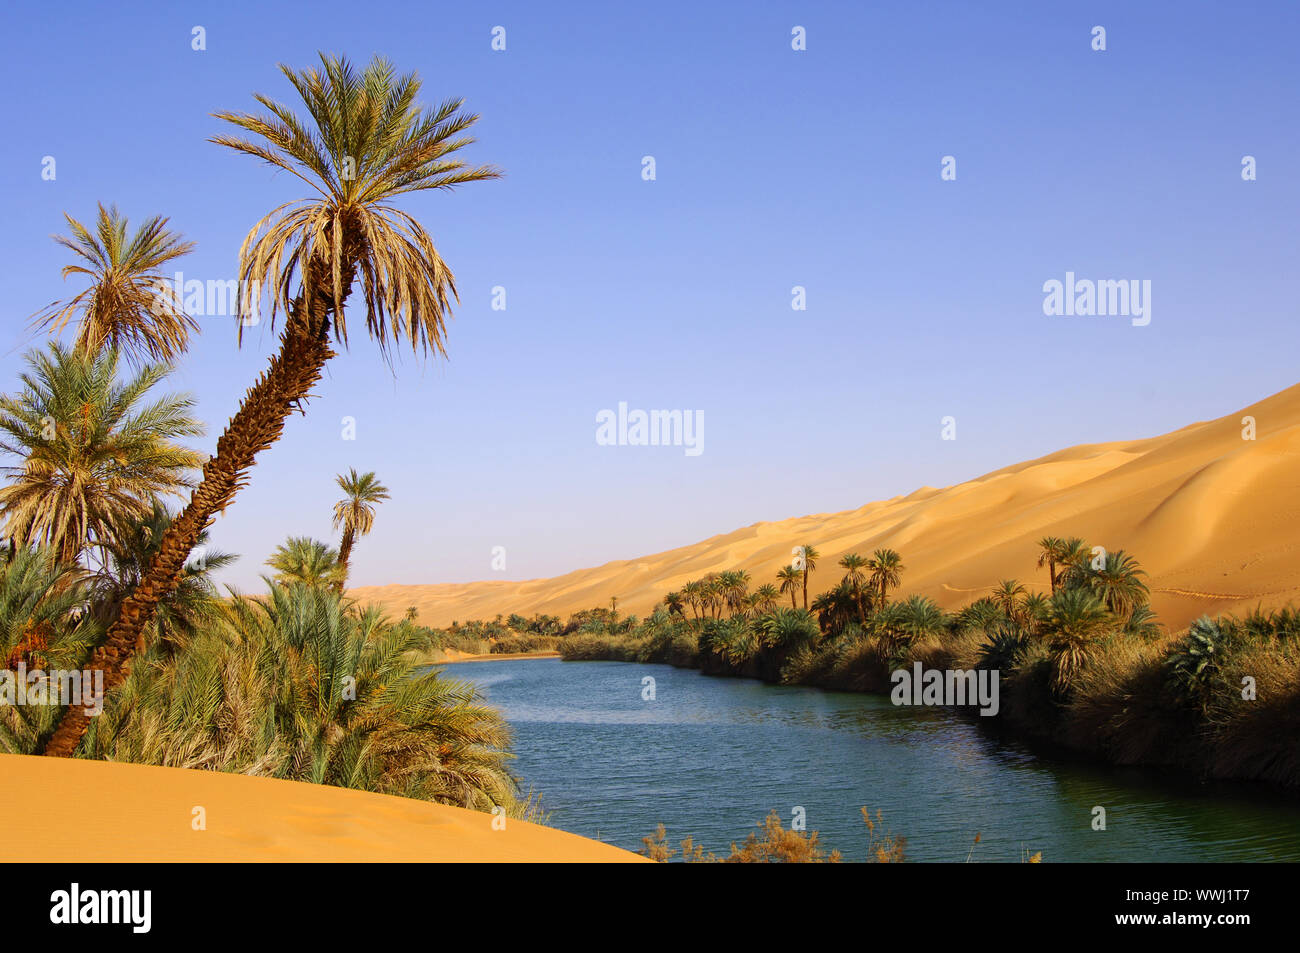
xmin=353 ymin=385 xmax=1300 ymax=632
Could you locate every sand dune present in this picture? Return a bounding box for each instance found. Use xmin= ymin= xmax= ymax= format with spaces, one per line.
xmin=0 ymin=755 xmax=643 ymax=862
xmin=353 ymin=385 xmax=1300 ymax=634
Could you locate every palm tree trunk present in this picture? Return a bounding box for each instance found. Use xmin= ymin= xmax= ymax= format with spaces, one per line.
xmin=335 ymin=526 xmax=355 ymax=593
xmin=42 ymin=291 xmax=342 ymax=757
xmin=802 ymin=571 xmax=809 ymax=611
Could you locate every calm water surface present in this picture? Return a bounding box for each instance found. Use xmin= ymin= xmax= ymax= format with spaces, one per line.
xmin=443 ymin=658 xmax=1300 ymax=861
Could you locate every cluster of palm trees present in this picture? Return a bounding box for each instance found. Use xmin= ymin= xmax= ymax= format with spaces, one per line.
xmin=0 ymin=54 xmax=499 ymax=765
xmin=666 ymin=547 xmax=906 ymax=623
xmin=950 ymin=537 xmax=1157 ymax=693
xmin=646 ymin=535 xmax=1159 ymax=695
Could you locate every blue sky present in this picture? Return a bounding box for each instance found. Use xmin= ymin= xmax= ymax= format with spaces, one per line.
xmin=1 ymin=1 xmax=1297 ymax=592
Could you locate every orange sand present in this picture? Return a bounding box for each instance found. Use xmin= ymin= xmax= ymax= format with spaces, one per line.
xmin=0 ymin=754 xmax=645 ymax=862
xmin=353 ymin=384 xmax=1300 ymax=634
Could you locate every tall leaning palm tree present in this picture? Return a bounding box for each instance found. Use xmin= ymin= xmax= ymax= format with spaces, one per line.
xmin=331 ymin=468 xmax=389 ymax=590
xmin=35 ymin=204 xmax=196 ymax=364
xmin=43 ymin=53 xmax=499 ymax=757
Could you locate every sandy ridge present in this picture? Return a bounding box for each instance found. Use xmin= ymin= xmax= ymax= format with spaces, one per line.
xmin=353 ymin=383 xmax=1300 ymax=633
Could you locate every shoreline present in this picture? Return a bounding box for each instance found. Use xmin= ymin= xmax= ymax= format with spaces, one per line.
xmin=443 ymin=651 xmax=561 ymax=663
xmin=425 ymin=650 xmax=561 ymax=664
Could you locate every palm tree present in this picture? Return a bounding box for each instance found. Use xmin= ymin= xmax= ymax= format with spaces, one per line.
xmin=812 ymin=581 xmax=859 ymax=638
xmin=701 ymin=574 xmax=724 ymax=619
xmin=776 ymin=565 xmax=802 ymax=609
xmin=954 ymin=596 xmax=1005 ymax=634
xmin=869 ymin=548 xmax=904 ymax=608
xmin=755 ymin=608 xmax=820 ymax=653
xmin=1055 ymin=537 xmax=1093 ymax=591
xmin=753 ymin=584 xmax=780 ymax=613
xmin=839 ymin=553 xmax=870 ymax=622
xmin=34 ymin=203 xmax=196 ymax=364
xmin=663 ymin=590 xmax=685 ymax=618
xmin=1043 ymin=588 xmax=1113 ymax=695
xmin=0 ymin=546 xmax=101 ymax=754
xmin=44 ymin=55 xmax=498 ymax=756
xmin=797 ymin=544 xmax=820 ymax=611
xmin=1123 ymin=602 xmax=1162 ymax=640
xmin=331 ymin=468 xmax=389 ymax=590
xmin=1036 ymin=536 xmax=1065 ymax=594
xmin=682 ymin=580 xmax=705 ymax=622
xmin=86 ymin=582 xmax=520 ymax=812
xmin=1088 ymin=550 xmax=1148 ymax=622
xmin=1019 ymin=591 xmax=1051 ymax=631
xmin=0 ymin=344 xmax=202 ymax=566
xmin=266 ymin=536 xmax=344 ymax=588
xmin=991 ymin=579 xmax=1027 ymax=617
xmin=894 ymin=594 xmax=947 ymax=647
xmin=718 ymin=569 xmax=750 ymax=617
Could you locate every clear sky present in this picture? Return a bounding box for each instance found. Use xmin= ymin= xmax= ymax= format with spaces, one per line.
xmin=1 ymin=1 xmax=1297 ymax=592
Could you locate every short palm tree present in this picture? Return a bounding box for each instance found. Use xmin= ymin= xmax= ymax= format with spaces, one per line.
xmin=0 ymin=547 xmax=102 ymax=754
xmin=776 ymin=565 xmax=803 ymax=609
xmin=991 ymin=579 xmax=1027 ymax=617
xmin=85 ymin=582 xmax=520 ymax=812
xmin=44 ymin=54 xmax=498 ymax=756
xmin=1122 ymin=602 xmax=1162 ymax=640
xmin=753 ymin=584 xmax=780 ymax=613
xmin=755 ymin=608 xmax=820 ymax=653
xmin=869 ymin=548 xmax=905 ymax=608
xmin=1019 ymin=591 xmax=1051 ymax=631
xmin=1055 ymin=537 xmax=1093 ymax=591
xmin=331 ymin=468 xmax=389 ymax=590
xmin=0 ymin=344 xmax=202 ymax=566
xmin=812 ymin=581 xmax=859 ymax=638
xmin=1088 ymin=550 xmax=1148 ymax=622
xmin=34 ymin=203 xmax=196 ymax=364
xmin=797 ymin=544 xmax=820 ymax=610
xmin=1043 ymin=588 xmax=1113 ymax=695
xmin=895 ymin=594 xmax=947 ymax=646
xmin=267 ymin=536 xmax=344 ymax=588
xmin=663 ymin=590 xmax=686 ymax=618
